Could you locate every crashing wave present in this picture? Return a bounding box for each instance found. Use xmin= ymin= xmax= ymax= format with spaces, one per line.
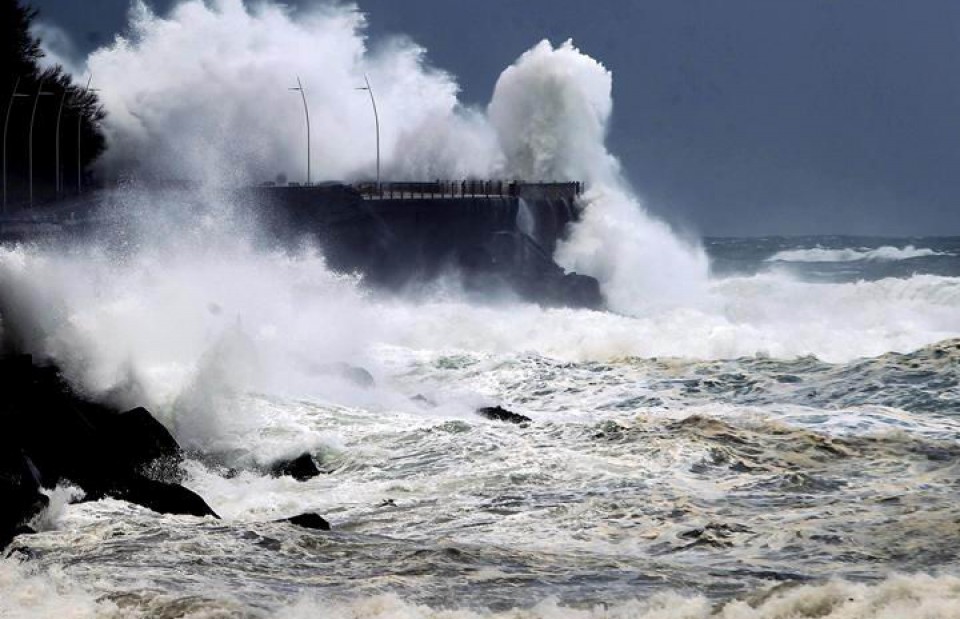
xmin=766 ymin=245 xmax=950 ymax=263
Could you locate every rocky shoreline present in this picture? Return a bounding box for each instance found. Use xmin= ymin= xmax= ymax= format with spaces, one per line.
xmin=1 ymin=355 xmax=529 ymax=553
xmin=0 ymin=355 xmax=221 ymax=550
xmin=0 ymin=354 xmax=345 ymax=552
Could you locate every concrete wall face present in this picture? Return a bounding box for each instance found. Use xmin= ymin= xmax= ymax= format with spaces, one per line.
xmin=0 ymin=182 xmax=602 ymax=308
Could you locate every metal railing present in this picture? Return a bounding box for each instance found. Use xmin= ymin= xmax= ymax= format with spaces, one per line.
xmin=353 ymin=180 xmax=583 ymax=200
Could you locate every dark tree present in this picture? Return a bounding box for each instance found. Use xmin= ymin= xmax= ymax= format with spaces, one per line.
xmin=2 ymin=0 xmax=105 ymax=208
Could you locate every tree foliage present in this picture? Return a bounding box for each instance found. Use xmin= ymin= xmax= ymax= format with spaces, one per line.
xmin=2 ymin=0 xmax=105 ymax=205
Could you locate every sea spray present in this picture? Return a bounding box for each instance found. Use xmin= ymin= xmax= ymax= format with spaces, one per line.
xmin=88 ymin=3 xmax=707 ymax=310
xmin=0 ymin=228 xmax=379 ymax=455
xmin=88 ymin=0 xmax=497 ymax=184
xmin=3 ymin=2 xmax=959 ymax=616
xmin=2 ymin=233 xmax=960 ymax=447
xmin=488 ymin=40 xmax=710 ymax=312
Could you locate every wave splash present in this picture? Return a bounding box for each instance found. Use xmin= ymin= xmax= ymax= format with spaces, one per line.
xmin=767 ymin=245 xmax=951 ymax=263
xmin=86 ymin=1 xmax=707 ymax=313
xmin=2 ymin=232 xmax=959 ymax=459
xmin=488 ymin=39 xmax=709 ymax=312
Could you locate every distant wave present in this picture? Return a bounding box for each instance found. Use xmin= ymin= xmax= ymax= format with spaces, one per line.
xmin=767 ymin=245 xmax=950 ymax=263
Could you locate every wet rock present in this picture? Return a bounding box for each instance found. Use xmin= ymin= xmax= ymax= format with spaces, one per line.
xmin=285 ymin=512 xmax=331 ymax=531
xmin=0 ymin=354 xmax=215 ymax=525
xmin=97 ymin=407 xmax=184 ymax=482
xmin=93 ymin=475 xmax=219 ymax=519
xmin=476 ymin=406 xmax=531 ymax=424
xmin=271 ymin=453 xmax=323 ymax=482
xmin=0 ymin=449 xmax=48 ymax=550
xmin=559 ymin=272 xmax=603 ymax=310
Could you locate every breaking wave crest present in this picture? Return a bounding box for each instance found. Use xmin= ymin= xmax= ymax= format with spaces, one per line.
xmin=767 ymin=245 xmax=950 ymax=263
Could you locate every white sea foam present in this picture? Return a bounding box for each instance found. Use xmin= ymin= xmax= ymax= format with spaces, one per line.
xmin=5 ymin=3 xmax=957 ymax=616
xmin=2 ymin=237 xmax=959 ymax=452
xmin=4 ymin=557 xmax=958 ymax=619
xmin=274 ymin=575 xmax=960 ymax=618
xmin=0 ymin=559 xmax=118 ymax=619
xmin=767 ymin=245 xmax=950 ymax=263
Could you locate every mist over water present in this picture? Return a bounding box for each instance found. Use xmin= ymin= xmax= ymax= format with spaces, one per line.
xmin=4 ymin=1 xmax=960 ymax=617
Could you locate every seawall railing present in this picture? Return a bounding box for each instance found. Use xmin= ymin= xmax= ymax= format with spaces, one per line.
xmin=352 ymin=180 xmax=583 ymax=201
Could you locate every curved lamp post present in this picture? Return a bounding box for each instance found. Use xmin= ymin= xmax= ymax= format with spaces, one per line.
xmin=74 ymin=75 xmax=95 ymax=195
xmin=356 ymin=73 xmax=380 ymax=188
xmin=289 ymin=76 xmax=311 ymax=185
xmin=28 ymin=76 xmax=54 ymax=206
xmin=3 ymin=76 xmax=29 ymax=211
xmin=55 ymin=88 xmax=66 ymax=195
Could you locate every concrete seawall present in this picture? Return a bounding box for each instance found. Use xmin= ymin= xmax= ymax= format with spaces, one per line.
xmin=0 ymin=181 xmax=603 ymax=308
xmin=247 ymin=183 xmax=600 ymax=307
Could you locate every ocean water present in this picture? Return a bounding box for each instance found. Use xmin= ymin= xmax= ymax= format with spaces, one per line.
xmin=2 ymin=233 xmax=959 ymax=618
xmin=4 ymin=3 xmax=960 ymax=615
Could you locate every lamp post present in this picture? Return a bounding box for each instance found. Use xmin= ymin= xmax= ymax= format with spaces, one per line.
xmin=76 ymin=76 xmax=94 ymax=195
xmin=3 ymin=76 xmax=29 ymax=211
xmin=28 ymin=76 xmax=54 ymax=206
xmin=356 ymin=73 xmax=380 ymax=188
xmin=55 ymin=88 xmax=66 ymax=195
xmin=289 ymin=76 xmax=311 ymax=185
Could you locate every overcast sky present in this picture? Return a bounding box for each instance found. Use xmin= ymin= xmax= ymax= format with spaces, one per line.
xmin=28 ymin=0 xmax=960 ymax=236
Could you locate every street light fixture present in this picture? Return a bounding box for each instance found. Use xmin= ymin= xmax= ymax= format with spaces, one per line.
xmin=29 ymin=76 xmax=55 ymax=206
xmin=55 ymin=88 xmax=67 ymax=195
xmin=72 ymin=76 xmax=96 ymax=196
xmin=355 ymin=73 xmax=380 ymax=188
xmin=289 ymin=76 xmax=311 ymax=185
xmin=3 ymin=76 xmax=30 ymax=212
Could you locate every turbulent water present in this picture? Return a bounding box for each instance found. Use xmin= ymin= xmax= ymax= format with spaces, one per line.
xmin=2 ymin=232 xmax=959 ymax=618
xmin=3 ymin=1 xmax=959 ymax=616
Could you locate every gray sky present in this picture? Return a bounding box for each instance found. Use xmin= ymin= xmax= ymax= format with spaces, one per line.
xmin=28 ymin=0 xmax=960 ymax=236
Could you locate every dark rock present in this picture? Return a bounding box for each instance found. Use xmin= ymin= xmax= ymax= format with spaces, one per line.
xmin=95 ymin=407 xmax=184 ymax=482
xmin=0 ymin=354 xmax=211 ymax=525
xmin=10 ymin=525 xmax=37 ymax=540
xmin=95 ymin=475 xmax=219 ymax=519
xmin=0 ymin=448 xmax=48 ymax=550
xmin=285 ymin=512 xmax=331 ymax=531
xmin=559 ymin=272 xmax=603 ymax=310
xmin=476 ymin=406 xmax=531 ymax=424
xmin=272 ymin=453 xmax=322 ymax=482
